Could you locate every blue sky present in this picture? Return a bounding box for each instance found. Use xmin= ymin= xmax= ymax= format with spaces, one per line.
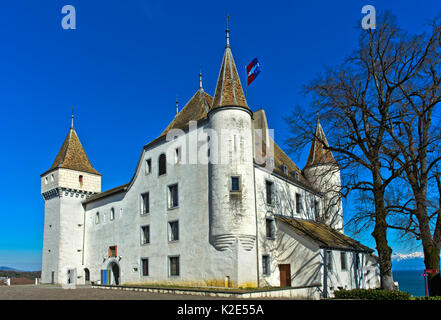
xmin=0 ymin=1 xmax=438 ymax=271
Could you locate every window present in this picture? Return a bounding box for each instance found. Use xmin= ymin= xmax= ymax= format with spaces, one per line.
xmin=266 ymin=181 xmax=274 ymax=205
xmin=141 ymin=225 xmax=150 ymax=244
xmin=45 ymin=177 xmax=48 ymax=184
xmin=158 ymin=154 xmax=167 ymax=176
xmin=326 ymin=250 xmax=332 ymax=272
xmin=141 ymin=193 xmax=149 ymax=215
xmin=109 ymin=246 xmax=117 ymax=257
xmin=175 ymin=147 xmax=182 ymax=164
xmin=231 ymin=176 xmax=240 ymax=192
xmin=51 ymin=174 xmax=54 ymax=182
xmin=146 ymin=158 xmax=152 ymax=175
xmin=169 ymin=256 xmax=180 ymax=276
xmin=141 ymin=258 xmax=149 ymax=276
xmin=340 ymin=252 xmax=347 ymax=271
xmin=282 ymin=165 xmax=288 ymax=175
xmin=314 ymin=200 xmax=320 ymax=220
xmin=266 ymin=218 xmax=275 ymax=239
xmin=168 ymin=184 xmax=179 ymax=208
xmin=295 ymin=193 xmax=301 ymax=213
xmin=95 ymin=212 xmax=100 ymax=224
xmin=262 ymin=255 xmax=270 ymax=275
xmin=110 ymin=208 xmax=115 ymax=221
xmin=293 ymin=171 xmax=299 ymax=180
xmin=168 ymin=221 xmax=179 ymax=241
xmin=79 ymin=175 xmax=83 ymax=187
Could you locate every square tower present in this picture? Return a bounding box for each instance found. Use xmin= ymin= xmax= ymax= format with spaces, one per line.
xmin=41 ymin=120 xmax=101 ymax=285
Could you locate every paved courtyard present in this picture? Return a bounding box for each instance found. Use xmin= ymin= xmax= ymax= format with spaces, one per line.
xmin=0 ymin=285 xmax=232 ymax=300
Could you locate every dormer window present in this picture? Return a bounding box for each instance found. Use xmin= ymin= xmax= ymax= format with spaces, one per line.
xmin=294 ymin=171 xmax=299 ymax=180
xmin=282 ymin=165 xmax=288 ymax=175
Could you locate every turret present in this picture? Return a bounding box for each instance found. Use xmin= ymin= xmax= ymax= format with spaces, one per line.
xmin=40 ymin=115 xmax=101 ymax=285
xmin=303 ymin=116 xmax=343 ymax=230
xmin=207 ymin=27 xmax=258 ymax=287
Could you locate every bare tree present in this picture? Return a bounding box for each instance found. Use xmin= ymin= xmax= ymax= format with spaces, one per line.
xmin=286 ymin=13 xmax=426 ymax=290
xmin=380 ymin=20 xmax=441 ymax=295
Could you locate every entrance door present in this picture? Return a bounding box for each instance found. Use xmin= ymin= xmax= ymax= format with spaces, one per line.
xmin=107 ymin=262 xmax=120 ymax=285
xmin=279 ymin=264 xmax=291 ymax=287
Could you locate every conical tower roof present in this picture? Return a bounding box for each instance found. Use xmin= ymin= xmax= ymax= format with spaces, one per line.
xmin=211 ymin=29 xmax=249 ymax=111
xmin=305 ymin=117 xmax=336 ymax=168
xmin=43 ymin=120 xmax=101 ymax=176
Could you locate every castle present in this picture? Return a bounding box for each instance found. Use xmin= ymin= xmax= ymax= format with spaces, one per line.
xmin=40 ymin=28 xmax=380 ymax=298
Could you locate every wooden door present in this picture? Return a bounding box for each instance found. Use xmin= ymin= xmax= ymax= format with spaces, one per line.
xmin=279 ymin=264 xmax=291 ymax=287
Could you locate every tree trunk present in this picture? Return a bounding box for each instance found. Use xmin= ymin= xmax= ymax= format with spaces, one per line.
xmin=372 ymin=215 xmax=394 ymax=290
xmin=371 ymin=179 xmax=394 ymax=290
xmin=425 ymin=248 xmax=441 ymax=296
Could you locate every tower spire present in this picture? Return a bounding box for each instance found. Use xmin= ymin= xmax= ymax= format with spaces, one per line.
xmin=305 ymin=116 xmax=336 ymax=168
xmin=212 ymin=17 xmax=249 ymax=111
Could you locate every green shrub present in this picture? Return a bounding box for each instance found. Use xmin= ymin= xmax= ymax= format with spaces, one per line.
xmin=414 ymin=296 xmax=441 ymax=300
xmin=333 ymin=288 xmax=411 ymax=300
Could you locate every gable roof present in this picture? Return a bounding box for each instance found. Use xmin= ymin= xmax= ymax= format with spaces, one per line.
xmin=42 ymin=127 xmax=100 ymax=176
xmin=160 ymin=88 xmax=213 ymax=137
xmin=252 ymin=109 xmax=315 ymax=191
xmin=83 ymin=89 xmax=212 ymax=205
xmin=275 ymin=215 xmax=373 ymax=252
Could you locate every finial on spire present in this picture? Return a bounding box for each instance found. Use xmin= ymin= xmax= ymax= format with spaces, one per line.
xmin=199 ymin=64 xmax=203 ymax=89
xmin=71 ymin=106 xmax=74 ymax=129
xmin=175 ymin=96 xmax=179 ymax=116
xmin=226 ymin=14 xmax=230 ymax=47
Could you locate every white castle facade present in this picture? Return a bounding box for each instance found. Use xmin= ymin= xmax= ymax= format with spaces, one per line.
xmin=40 ymin=30 xmax=380 ymax=298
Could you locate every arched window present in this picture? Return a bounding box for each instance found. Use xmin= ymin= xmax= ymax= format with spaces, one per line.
xmin=79 ymin=175 xmax=83 ymax=187
xmin=110 ymin=208 xmax=115 ymax=221
xmin=158 ymin=154 xmax=166 ymax=176
xmin=95 ymin=212 xmax=100 ymax=224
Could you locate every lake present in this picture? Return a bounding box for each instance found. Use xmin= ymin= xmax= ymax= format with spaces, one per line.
xmin=393 ymin=270 xmax=426 ymax=297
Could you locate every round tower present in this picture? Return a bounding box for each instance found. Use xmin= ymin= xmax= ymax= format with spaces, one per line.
xmin=207 ymin=28 xmax=258 ymax=287
xmin=303 ymin=116 xmax=343 ymax=230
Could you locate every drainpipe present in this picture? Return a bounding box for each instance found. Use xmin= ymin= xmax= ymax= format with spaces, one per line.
xmin=323 ymin=248 xmax=328 ymax=299
xmin=82 ymin=204 xmax=86 ymax=266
